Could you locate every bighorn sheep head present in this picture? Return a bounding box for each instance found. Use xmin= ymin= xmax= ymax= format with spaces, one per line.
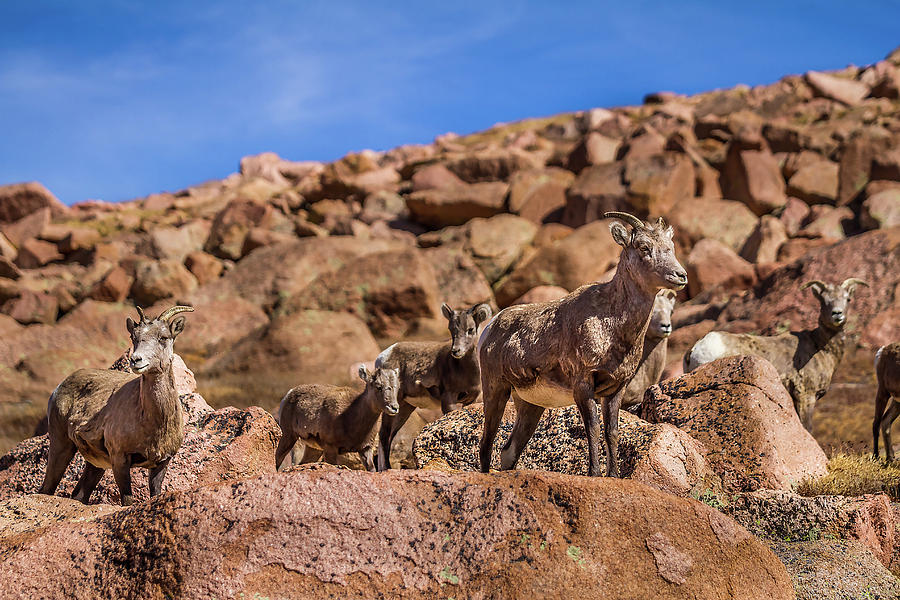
xmin=605 ymin=212 xmax=687 ymax=293
xmin=359 ymin=364 xmax=401 ymax=416
xmin=648 ymin=289 xmax=677 ymax=339
xmin=801 ymin=278 xmax=868 ymax=330
xmin=442 ymin=303 xmax=492 ymax=359
xmin=126 ymin=305 xmax=194 ymax=374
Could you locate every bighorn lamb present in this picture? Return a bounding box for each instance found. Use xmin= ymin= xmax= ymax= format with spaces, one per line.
xmin=478 ymin=212 xmax=687 ymax=477
xmin=622 ymin=289 xmax=676 ymax=412
xmin=685 ymin=278 xmax=867 ymax=431
xmin=275 ymin=365 xmax=400 ymax=471
xmin=374 ymin=302 xmax=491 ymax=471
xmin=873 ymin=342 xmax=900 ymax=461
xmin=39 ymin=305 xmax=194 ymax=506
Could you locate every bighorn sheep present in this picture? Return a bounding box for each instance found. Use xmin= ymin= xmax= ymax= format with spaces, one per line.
xmin=873 ymin=342 xmax=900 ymax=461
xmin=374 ymin=302 xmax=492 ymax=471
xmin=622 ymin=289 xmax=676 ymax=412
xmin=275 ymin=365 xmax=400 ymax=471
xmin=39 ymin=305 xmax=194 ymax=506
xmin=478 ymin=212 xmax=687 ymax=477
xmin=685 ymin=278 xmax=867 ymax=431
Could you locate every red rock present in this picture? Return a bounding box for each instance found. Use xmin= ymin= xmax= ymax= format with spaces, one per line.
xmin=420 ymin=247 xmax=495 ymax=310
xmin=442 ymin=148 xmax=542 ymax=183
xmin=0 ymin=182 xmax=68 ymax=223
xmin=740 ymin=215 xmax=789 ymax=264
xmin=873 ymin=146 xmax=900 ymax=181
xmin=837 ymin=127 xmax=892 ymax=205
xmin=58 ymin=227 xmax=101 ymax=254
xmin=405 ymin=181 xmax=508 ymax=227
xmin=204 ymin=198 xmax=272 ymax=260
xmin=566 ymin=132 xmax=621 ymax=172
xmin=778 ymin=196 xmax=811 ymax=236
xmin=722 ymin=145 xmax=787 ymax=216
xmin=0 ymin=232 xmax=14 ymax=261
xmin=666 ymin=196 xmax=758 ymax=252
xmin=776 ymin=237 xmax=834 ymax=263
xmin=494 ymin=220 xmax=621 ymax=307
xmin=359 ymin=191 xmax=408 ymax=224
xmin=0 ymin=257 xmax=22 ymax=280
xmin=562 ymin=163 xmax=626 ymax=227
xmin=410 ymin=163 xmax=466 ymax=192
xmin=130 ymin=259 xmax=198 ymax=306
xmin=620 ymin=125 xmax=667 ymax=159
xmin=14 ymin=238 xmax=63 ymax=269
xmin=241 ymin=227 xmax=297 ymax=255
xmin=643 ymin=355 xmax=828 ymax=492
xmin=805 ymin=70 xmax=869 ymax=106
xmin=0 ymin=207 xmax=50 ymax=247
xmin=239 ymin=151 xmax=290 ymax=186
xmin=173 ymin=297 xmax=269 ymax=361
xmin=798 ymin=205 xmax=852 ymax=240
xmin=861 ymin=189 xmax=900 ymax=229
xmin=183 ymin=251 xmax=223 ymax=285
xmin=0 ymin=469 xmax=793 ymax=599
xmin=623 ymin=152 xmax=695 ymax=216
xmin=786 ymin=158 xmax=839 ymax=204
xmin=141 ymin=193 xmax=176 ymax=212
xmin=87 ymin=266 xmax=133 ymax=303
xmin=686 ymin=239 xmax=756 ymax=297
xmin=146 ymin=220 xmax=210 ymax=262
xmin=867 ymin=61 xmax=900 ymax=99
xmin=512 ymin=285 xmax=569 ymax=305
xmin=1 ymin=289 xmax=58 ymax=325
xmin=507 ymin=167 xmax=574 ymax=224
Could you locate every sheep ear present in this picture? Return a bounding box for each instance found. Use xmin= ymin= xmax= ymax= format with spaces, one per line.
xmin=472 ymin=303 xmax=492 ymax=325
xmin=441 ymin=303 xmax=453 ymax=320
xmin=358 ymin=364 xmax=371 ymax=382
xmin=665 ymin=225 xmax=674 ymax=240
xmin=610 ymin=222 xmax=631 ymax=248
xmin=126 ymin=317 xmax=136 ymax=335
xmin=169 ymin=316 xmax=186 ymax=338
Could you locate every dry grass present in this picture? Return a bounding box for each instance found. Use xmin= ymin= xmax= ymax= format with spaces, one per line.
xmin=797 ymin=454 xmax=900 ymax=499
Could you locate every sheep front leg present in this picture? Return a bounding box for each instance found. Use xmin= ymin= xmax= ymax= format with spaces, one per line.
xmin=874 ymin=385 xmax=890 ymax=459
xmin=111 ymin=455 xmax=134 ymax=506
xmin=601 ymin=388 xmax=625 ymax=478
xmin=882 ymin=400 xmax=900 ymax=463
xmin=479 ymin=379 xmax=511 ymax=473
xmin=573 ymin=380 xmax=602 ymax=477
xmin=148 ymin=458 xmax=171 ymax=497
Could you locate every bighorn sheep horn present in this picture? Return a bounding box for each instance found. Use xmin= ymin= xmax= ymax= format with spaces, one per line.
xmin=135 ymin=306 xmax=146 ymax=322
xmin=841 ymin=278 xmax=869 ymax=291
xmin=157 ymin=305 xmax=195 ymax=322
xmin=604 ymin=212 xmax=645 ymax=230
xmin=800 ymin=280 xmax=827 ymax=291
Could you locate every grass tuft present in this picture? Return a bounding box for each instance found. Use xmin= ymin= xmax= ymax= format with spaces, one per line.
xmin=797 ymin=453 xmax=900 ymax=499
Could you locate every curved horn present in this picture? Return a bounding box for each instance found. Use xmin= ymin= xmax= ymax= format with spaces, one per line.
xmin=841 ymin=278 xmax=869 ymax=290
xmin=156 ymin=305 xmax=195 ymax=322
xmin=135 ymin=306 xmax=145 ymax=322
xmin=604 ymin=212 xmax=645 ymax=230
xmin=800 ymin=280 xmax=827 ymax=291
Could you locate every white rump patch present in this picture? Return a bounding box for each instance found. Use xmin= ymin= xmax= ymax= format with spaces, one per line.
xmin=687 ymin=331 xmax=728 ymax=371
xmin=375 ymin=344 xmax=396 ymax=368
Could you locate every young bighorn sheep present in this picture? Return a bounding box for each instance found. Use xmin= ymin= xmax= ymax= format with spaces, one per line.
xmin=622 ymin=289 xmax=676 ymax=412
xmin=872 ymin=342 xmax=900 ymax=461
xmin=685 ymin=278 xmax=867 ymax=431
xmin=275 ymin=365 xmax=400 ymax=471
xmin=374 ymin=302 xmax=492 ymax=471
xmin=39 ymin=305 xmax=193 ymax=506
xmin=478 ymin=212 xmax=687 ymax=477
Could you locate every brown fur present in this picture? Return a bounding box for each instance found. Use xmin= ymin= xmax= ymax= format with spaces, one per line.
xmin=622 ymin=290 xmax=675 ymax=410
xmin=374 ymin=303 xmax=491 ymax=471
xmin=686 ymin=279 xmax=866 ymax=431
xmin=275 ymin=365 xmax=400 ymax=472
xmin=39 ymin=306 xmax=192 ymax=506
xmin=873 ymin=342 xmax=900 ymax=460
xmin=478 ymin=213 xmax=687 ymax=477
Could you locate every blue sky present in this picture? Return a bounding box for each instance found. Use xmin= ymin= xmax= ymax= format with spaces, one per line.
xmin=1 ymin=1 xmax=898 ymax=205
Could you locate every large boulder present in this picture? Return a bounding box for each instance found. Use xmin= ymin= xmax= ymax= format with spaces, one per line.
xmin=198 ymin=309 xmax=380 ymax=409
xmin=666 ymin=196 xmax=758 ymax=252
xmin=0 ymin=182 xmax=68 ymax=223
xmin=721 ymin=142 xmax=787 ymax=216
xmin=562 ymin=162 xmax=627 ymax=227
xmin=642 ymin=356 xmax=828 ymax=492
xmin=204 ymin=198 xmax=273 ymax=260
xmin=441 ymin=148 xmax=542 ymax=182
xmin=405 ymin=181 xmax=509 ymax=227
xmin=507 ymin=167 xmax=574 ymax=224
xmin=0 ymin=469 xmax=794 ymax=599
xmin=805 ymin=70 xmax=869 ymax=106
xmin=494 ymin=220 xmax=621 ymax=307
xmin=413 ymin=403 xmax=718 ymax=497
xmin=786 ymin=158 xmax=839 ymax=205
xmin=0 ymin=207 xmax=50 ymax=247
xmin=623 ymin=152 xmax=695 ymax=216
xmin=861 ymin=188 xmax=900 ymax=230
xmin=130 ymin=259 xmax=198 ymax=307
xmin=420 ymin=246 xmax=495 ymax=309
xmin=685 ymin=238 xmax=756 ymax=296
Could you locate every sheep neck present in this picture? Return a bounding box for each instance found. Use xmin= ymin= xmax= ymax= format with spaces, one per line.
xmin=604 ymin=258 xmax=659 ymax=332
xmin=341 ymin=386 xmax=381 ymax=442
xmin=810 ymin=322 xmax=846 ymax=360
xmin=138 ymin=362 xmax=179 ymax=426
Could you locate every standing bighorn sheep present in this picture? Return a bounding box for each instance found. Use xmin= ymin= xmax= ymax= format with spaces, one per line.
xmin=39 ymin=305 xmax=194 ymax=506
xmin=873 ymin=342 xmax=900 ymax=461
xmin=622 ymin=289 xmax=676 ymax=411
xmin=685 ymin=278 xmax=867 ymax=431
xmin=478 ymin=212 xmax=687 ymax=477
xmin=275 ymin=365 xmax=400 ymax=471
xmin=374 ymin=302 xmax=491 ymax=471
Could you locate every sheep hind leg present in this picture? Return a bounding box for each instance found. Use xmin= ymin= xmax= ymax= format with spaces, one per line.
xmin=38 ymin=436 xmax=77 ymax=496
xmin=874 ymin=385 xmax=890 ymax=459
xmin=499 ymin=395 xmax=544 ymax=471
xmin=274 ymin=431 xmax=300 ymax=471
xmin=574 ymin=381 xmax=603 ymax=477
xmin=71 ymin=463 xmax=105 ymax=504
xmin=111 ymin=455 xmax=134 ymax=506
xmin=148 ymin=458 xmax=170 ymax=497
xmin=881 ymin=399 xmax=900 ymax=463
xmin=479 ymin=380 xmax=511 ymax=473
